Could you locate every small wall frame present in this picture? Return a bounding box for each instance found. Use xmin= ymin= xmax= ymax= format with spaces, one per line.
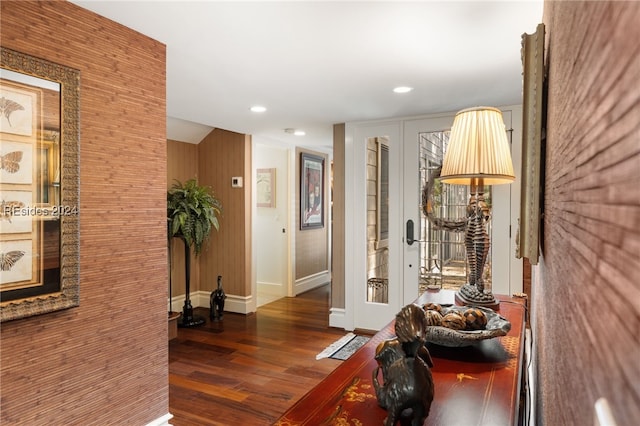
xmin=257 ymin=168 xmax=276 ymax=208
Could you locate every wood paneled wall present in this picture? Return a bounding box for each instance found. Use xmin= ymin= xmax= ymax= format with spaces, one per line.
xmin=167 ymin=139 xmax=199 ymax=185
xmin=536 ymin=1 xmax=640 ymax=424
xmin=295 ymin=148 xmax=329 ymax=279
xmin=198 ymin=129 xmax=252 ymax=297
xmin=1 ymin=2 xmax=168 ymax=424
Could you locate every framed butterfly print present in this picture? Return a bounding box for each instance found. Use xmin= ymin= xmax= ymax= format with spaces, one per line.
xmin=0 ymin=48 xmax=80 ymax=322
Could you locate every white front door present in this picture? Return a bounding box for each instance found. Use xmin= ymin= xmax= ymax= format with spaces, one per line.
xmin=346 ymin=108 xmax=522 ymax=331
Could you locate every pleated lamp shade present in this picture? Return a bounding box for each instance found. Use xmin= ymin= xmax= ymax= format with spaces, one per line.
xmin=440 ymin=106 xmax=515 ymax=185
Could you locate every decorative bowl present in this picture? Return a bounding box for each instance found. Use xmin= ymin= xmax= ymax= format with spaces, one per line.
xmin=424 ymin=305 xmax=511 ymax=347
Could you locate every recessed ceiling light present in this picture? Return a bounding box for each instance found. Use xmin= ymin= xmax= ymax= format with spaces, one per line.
xmin=250 ymin=105 xmax=267 ymax=113
xmin=393 ymin=86 xmax=413 ymax=93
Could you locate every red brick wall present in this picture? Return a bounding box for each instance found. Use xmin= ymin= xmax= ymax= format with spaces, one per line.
xmin=1 ymin=2 xmax=168 ymax=424
xmin=535 ymin=1 xmax=640 ymax=424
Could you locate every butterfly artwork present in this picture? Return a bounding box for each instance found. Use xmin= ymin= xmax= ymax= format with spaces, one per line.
xmin=0 ymin=150 xmax=23 ymax=174
xmin=0 ymin=96 xmax=25 ymax=128
xmin=0 ymin=200 xmax=25 ymax=223
xmin=0 ymin=250 xmax=25 ymax=271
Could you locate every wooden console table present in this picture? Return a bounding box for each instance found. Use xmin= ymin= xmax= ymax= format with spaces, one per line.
xmin=275 ymin=290 xmax=526 ymax=426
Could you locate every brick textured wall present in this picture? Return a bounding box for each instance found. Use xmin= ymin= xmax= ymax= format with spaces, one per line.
xmin=1 ymin=2 xmax=168 ymax=424
xmin=535 ymin=1 xmax=640 ymax=424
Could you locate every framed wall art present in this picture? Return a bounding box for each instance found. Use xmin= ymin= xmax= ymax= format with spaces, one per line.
xmin=0 ymin=47 xmax=80 ymax=322
xmin=517 ymin=23 xmax=545 ymax=265
xmin=300 ymin=153 xmax=324 ymax=229
xmin=257 ymin=168 xmax=275 ymax=208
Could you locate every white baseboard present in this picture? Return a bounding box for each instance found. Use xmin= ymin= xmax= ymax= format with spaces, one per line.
xmin=195 ymin=290 xmax=254 ymax=314
xmin=257 ymin=280 xmax=286 ymax=297
xmin=169 ymin=291 xmax=255 ymax=315
xmin=169 ymin=273 xmax=329 ymax=314
xmin=191 ymin=291 xmax=210 ymax=311
xmin=524 ymin=328 xmax=535 ymax=426
xmin=168 ymin=295 xmax=184 ymax=313
xmin=145 ymin=413 xmax=173 ymax=426
xmin=329 ymin=307 xmax=350 ymax=330
xmin=295 ymin=271 xmax=330 ymax=295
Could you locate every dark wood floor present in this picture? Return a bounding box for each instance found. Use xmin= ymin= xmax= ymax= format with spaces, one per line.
xmin=168 ymin=285 xmax=348 ymax=426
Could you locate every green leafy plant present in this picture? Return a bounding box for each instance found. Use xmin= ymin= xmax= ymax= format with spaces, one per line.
xmin=167 ymin=178 xmax=222 ymax=255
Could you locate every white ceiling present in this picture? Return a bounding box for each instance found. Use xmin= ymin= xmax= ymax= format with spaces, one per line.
xmin=71 ymin=1 xmax=543 ymax=150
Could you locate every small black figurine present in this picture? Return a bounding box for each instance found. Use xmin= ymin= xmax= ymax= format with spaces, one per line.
xmin=210 ymin=275 xmax=226 ymax=321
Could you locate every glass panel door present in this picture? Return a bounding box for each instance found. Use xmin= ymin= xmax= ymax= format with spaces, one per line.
xmin=417 ymin=130 xmax=492 ymax=293
xmin=367 ymin=137 xmax=389 ymax=303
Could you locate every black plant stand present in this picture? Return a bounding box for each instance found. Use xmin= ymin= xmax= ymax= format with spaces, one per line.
xmin=177 ymin=237 xmax=205 ymax=328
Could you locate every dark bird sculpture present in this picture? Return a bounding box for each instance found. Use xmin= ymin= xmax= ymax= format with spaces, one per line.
xmin=372 ymin=304 xmax=435 ymax=426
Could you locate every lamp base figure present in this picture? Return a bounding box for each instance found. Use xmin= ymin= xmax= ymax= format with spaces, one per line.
xmin=455 ymin=284 xmax=499 ymax=310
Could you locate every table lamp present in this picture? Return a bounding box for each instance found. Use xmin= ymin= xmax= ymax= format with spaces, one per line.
xmin=439 ymin=106 xmax=515 ymax=309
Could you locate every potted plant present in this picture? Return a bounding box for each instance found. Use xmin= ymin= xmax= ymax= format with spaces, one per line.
xmin=167 ymin=178 xmax=222 ymax=327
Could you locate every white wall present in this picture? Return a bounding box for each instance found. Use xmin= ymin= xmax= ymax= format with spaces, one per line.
xmin=253 ymin=141 xmax=290 ymax=305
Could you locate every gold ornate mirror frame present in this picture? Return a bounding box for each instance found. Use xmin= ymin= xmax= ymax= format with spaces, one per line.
xmin=0 ymin=47 xmax=80 ymax=321
xmin=517 ymin=23 xmax=545 ymax=265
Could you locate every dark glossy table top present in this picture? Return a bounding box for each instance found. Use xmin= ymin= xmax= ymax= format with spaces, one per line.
xmin=275 ymin=290 xmax=526 ymax=426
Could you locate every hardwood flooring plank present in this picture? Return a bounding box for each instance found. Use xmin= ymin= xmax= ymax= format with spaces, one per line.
xmin=170 ymin=386 xmax=273 ymax=426
xmin=188 ymin=370 xmax=246 ymax=388
xmin=169 ymin=285 xmax=346 ymax=425
xmin=169 ymin=374 xmax=249 ymax=402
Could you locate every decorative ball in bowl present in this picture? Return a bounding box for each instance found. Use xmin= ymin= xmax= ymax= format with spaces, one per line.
xmin=422 ymin=304 xmax=511 ymax=347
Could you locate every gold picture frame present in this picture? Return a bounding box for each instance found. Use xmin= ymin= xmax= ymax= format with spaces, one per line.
xmin=1 ymin=47 xmax=80 ymax=322
xmin=517 ymin=23 xmax=545 ymax=265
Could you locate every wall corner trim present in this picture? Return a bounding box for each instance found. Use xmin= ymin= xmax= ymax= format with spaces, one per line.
xmin=329 ymin=307 xmax=349 ymax=331
xmin=170 ymin=292 xmax=255 ymax=315
xmin=295 ymin=271 xmax=330 ymax=295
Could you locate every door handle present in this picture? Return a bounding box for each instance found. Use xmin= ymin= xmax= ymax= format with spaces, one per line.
xmin=406 ymin=220 xmax=415 ymax=246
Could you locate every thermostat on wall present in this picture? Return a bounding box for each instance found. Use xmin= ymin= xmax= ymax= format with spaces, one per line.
xmin=231 ymin=177 xmax=243 ymax=188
